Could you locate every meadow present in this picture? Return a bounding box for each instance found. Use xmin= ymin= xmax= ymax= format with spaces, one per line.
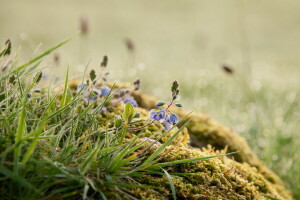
xmin=0 ymin=0 xmax=299 ymax=198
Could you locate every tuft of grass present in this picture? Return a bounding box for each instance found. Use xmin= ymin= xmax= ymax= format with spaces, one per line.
xmin=0 ymin=40 xmax=234 ymax=200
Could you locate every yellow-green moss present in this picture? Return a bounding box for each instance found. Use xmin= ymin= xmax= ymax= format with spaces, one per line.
xmin=61 ymin=79 xmax=292 ymax=199
xmin=131 ymin=90 xmax=288 ymax=188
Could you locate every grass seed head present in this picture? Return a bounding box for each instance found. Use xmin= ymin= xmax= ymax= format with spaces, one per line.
xmin=80 ymin=15 xmax=89 ymax=35
xmin=222 ymin=64 xmax=234 ymax=75
xmin=101 ymin=55 xmax=108 ymax=67
xmin=125 ymin=38 xmax=135 ymax=52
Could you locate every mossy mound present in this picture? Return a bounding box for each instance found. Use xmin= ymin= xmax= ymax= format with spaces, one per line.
xmin=64 ymin=80 xmax=292 ymax=200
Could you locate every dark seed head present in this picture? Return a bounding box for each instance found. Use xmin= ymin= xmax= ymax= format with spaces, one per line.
xmin=171 ymin=80 xmax=179 ymax=97
xmin=124 ymin=38 xmax=135 ymax=52
xmin=89 ymin=69 xmax=96 ymax=83
xmin=35 ymin=71 xmax=43 ymax=84
xmin=54 ymin=53 xmax=60 ymax=66
xmin=101 ymin=55 xmax=108 ymax=67
xmin=3 ymin=39 xmax=11 ymax=56
xmin=9 ymin=75 xmax=16 ymax=85
xmin=222 ymin=64 xmax=234 ymax=74
xmin=80 ymin=15 xmax=89 ymax=35
xmin=133 ymin=78 xmax=141 ymax=91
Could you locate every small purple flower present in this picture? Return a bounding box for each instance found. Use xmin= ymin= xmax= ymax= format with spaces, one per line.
xmin=77 ymin=83 xmax=88 ymax=93
xmin=101 ymin=85 xmax=111 ymax=96
xmin=162 ymin=114 xmax=178 ymax=130
xmin=169 ymin=113 xmax=178 ymax=124
xmin=89 ymin=96 xmax=97 ymax=101
xmin=83 ymin=95 xmax=97 ymax=103
xmin=124 ymin=96 xmax=138 ymax=107
xmin=100 ymin=106 xmax=108 ymax=113
xmin=162 ymin=115 xmax=171 ymax=130
xmin=149 ymin=109 xmax=166 ymax=121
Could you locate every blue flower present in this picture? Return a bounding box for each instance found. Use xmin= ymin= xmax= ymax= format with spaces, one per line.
xmin=169 ymin=113 xmax=178 ymax=124
xmin=162 ymin=115 xmax=171 ymax=130
xmin=149 ymin=109 xmax=166 ymax=121
xmin=77 ymin=83 xmax=88 ymax=93
xmin=83 ymin=95 xmax=97 ymax=103
xmin=89 ymin=96 xmax=97 ymax=101
xmin=101 ymin=85 xmax=111 ymax=96
xmin=162 ymin=114 xmax=178 ymax=130
xmin=124 ymin=96 xmax=138 ymax=107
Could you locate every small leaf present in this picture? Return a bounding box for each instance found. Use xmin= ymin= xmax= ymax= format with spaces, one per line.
xmin=33 ymin=89 xmax=42 ymax=93
xmin=175 ymin=103 xmax=182 ymax=107
xmin=156 ymin=102 xmax=165 ymax=107
xmin=122 ymin=103 xmax=135 ymax=122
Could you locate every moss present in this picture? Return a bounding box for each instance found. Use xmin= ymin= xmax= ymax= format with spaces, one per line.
xmin=63 ymin=80 xmax=292 ymax=199
xmin=130 ymin=90 xmax=289 ymax=191
xmin=128 ymin=143 xmax=288 ymax=200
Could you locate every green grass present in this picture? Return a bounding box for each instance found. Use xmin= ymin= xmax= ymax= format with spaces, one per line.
xmin=0 ymin=41 xmax=240 ymax=199
xmin=0 ymin=1 xmax=299 ymax=197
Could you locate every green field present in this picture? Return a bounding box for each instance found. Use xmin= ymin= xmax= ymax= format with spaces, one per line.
xmin=1 ymin=0 xmax=299 ymax=198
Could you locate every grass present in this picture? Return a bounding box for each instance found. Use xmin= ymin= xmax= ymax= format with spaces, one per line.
xmin=0 ymin=1 xmax=299 ymax=198
xmin=0 ymin=41 xmax=241 ymax=199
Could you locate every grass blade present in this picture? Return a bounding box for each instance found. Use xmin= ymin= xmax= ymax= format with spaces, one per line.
xmin=21 ymin=119 xmax=47 ymax=165
xmin=60 ymin=67 xmax=69 ymax=108
xmin=142 ymin=120 xmax=190 ymax=167
xmin=12 ymin=37 xmax=71 ymax=74
xmin=156 ymin=152 xmax=238 ymax=167
xmin=0 ymin=166 xmax=40 ymax=194
xmin=161 ymin=168 xmax=177 ymax=200
xmin=14 ymin=96 xmax=27 ymax=173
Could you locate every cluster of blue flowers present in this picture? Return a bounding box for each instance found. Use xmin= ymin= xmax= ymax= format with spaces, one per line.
xmin=77 ymin=83 xmax=111 ymax=102
xmin=75 ymin=55 xmax=114 ymax=104
xmin=76 ymin=55 xmax=141 ymax=109
xmin=75 ymin=56 xmax=180 ymax=132
xmin=124 ymin=96 xmax=138 ymax=107
xmin=149 ymin=80 xmax=182 ymax=130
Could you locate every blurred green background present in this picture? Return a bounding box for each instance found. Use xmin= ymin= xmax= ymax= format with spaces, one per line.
xmin=1 ymin=0 xmax=299 ymax=197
